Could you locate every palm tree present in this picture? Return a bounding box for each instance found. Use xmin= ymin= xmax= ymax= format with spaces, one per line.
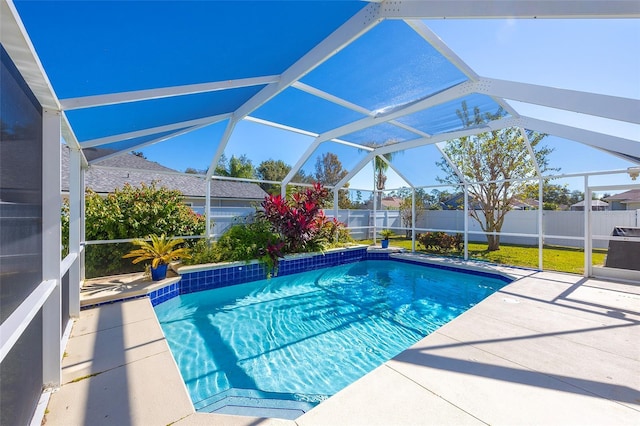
xmin=373 ymin=153 xmax=394 ymax=209
xmin=358 ymin=142 xmax=400 ymax=209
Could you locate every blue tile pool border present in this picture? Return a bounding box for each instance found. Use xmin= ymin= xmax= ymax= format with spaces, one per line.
xmin=388 ymin=256 xmax=514 ymax=284
xmin=151 ymin=248 xmax=514 ymax=306
xmin=168 ymin=246 xmax=368 ymax=306
xmin=81 ymin=247 xmax=514 ymax=309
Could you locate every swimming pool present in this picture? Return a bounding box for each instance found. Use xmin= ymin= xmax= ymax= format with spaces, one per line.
xmin=154 ymin=259 xmax=509 ymax=418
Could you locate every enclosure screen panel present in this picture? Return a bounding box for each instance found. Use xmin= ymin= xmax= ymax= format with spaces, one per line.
xmin=0 ymin=44 xmax=43 ymax=322
xmin=0 ymin=310 xmax=44 ymax=426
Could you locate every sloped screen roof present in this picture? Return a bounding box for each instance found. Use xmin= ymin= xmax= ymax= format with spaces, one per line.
xmin=6 ymin=0 xmax=639 ymax=190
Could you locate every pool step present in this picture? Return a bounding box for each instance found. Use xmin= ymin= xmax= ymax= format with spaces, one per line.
xmin=195 ymin=388 xmax=322 ymax=420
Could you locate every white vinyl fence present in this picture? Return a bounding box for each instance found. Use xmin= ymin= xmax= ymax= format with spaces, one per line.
xmin=193 ymin=206 xmax=255 ymax=237
xmin=202 ymin=207 xmax=638 ymax=249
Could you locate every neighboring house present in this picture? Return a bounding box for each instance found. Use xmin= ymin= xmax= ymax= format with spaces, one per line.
xmin=569 ymin=200 xmax=610 ymax=211
xmin=511 ymin=198 xmax=539 ymax=210
xmin=363 ymin=196 xmax=404 ymax=210
xmin=380 ymin=196 xmax=403 ymax=209
xmin=60 ymin=145 xmax=267 ymax=208
xmin=603 ymin=189 xmax=640 ymax=211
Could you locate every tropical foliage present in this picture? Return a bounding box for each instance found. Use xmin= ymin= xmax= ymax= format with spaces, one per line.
xmin=215 ymin=217 xmax=279 ymax=264
xmin=184 ymin=183 xmax=352 ymax=276
xmin=123 ymin=234 xmax=190 ymax=268
xmin=258 ymin=182 xmax=350 ymax=273
xmin=379 ymin=229 xmax=394 ymax=240
xmin=83 ymin=182 xmax=205 ymax=239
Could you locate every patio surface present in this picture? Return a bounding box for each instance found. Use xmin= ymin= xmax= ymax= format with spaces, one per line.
xmin=80 ymin=271 xmax=180 ymax=308
xmin=45 ymin=261 xmax=640 ymax=425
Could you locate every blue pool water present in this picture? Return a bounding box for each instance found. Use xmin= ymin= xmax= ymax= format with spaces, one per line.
xmin=154 ymin=260 xmax=508 ymax=416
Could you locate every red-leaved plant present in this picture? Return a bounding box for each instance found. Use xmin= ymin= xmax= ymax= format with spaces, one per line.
xmin=258 ymin=183 xmax=346 ymax=274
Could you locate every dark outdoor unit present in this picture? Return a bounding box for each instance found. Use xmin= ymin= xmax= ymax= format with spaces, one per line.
xmin=604 ymin=227 xmax=640 ymax=271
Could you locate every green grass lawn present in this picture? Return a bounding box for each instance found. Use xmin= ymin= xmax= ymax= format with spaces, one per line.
xmin=357 ymin=236 xmax=607 ymax=275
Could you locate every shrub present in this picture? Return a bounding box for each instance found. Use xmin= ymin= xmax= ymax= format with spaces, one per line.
xmin=417 ymin=231 xmax=442 ymax=251
xmin=260 ymin=183 xmax=349 ymax=251
xmin=315 ymin=211 xmax=353 ymax=248
xmin=257 ymin=183 xmax=349 ymax=273
xmin=417 ymin=232 xmax=463 ymax=253
xmin=84 ymin=182 xmax=205 ymax=239
xmin=63 ymin=182 xmax=206 ymax=278
xmin=215 ymin=217 xmax=279 ymax=263
xmin=259 ymin=182 xmax=330 ymax=253
xmin=183 ymin=239 xmax=220 ymax=265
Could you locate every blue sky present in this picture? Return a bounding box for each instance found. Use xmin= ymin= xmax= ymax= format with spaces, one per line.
xmin=140 ymin=18 xmax=640 ymax=193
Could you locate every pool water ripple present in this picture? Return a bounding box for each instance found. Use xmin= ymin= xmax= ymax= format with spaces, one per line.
xmin=155 ymin=260 xmax=507 ymax=415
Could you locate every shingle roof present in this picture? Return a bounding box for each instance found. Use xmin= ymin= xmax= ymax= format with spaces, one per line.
xmin=381 ymin=197 xmax=403 ymax=209
xmin=571 ymin=200 xmax=609 ymax=207
xmin=83 ymin=147 xmax=177 ymax=172
xmin=603 ymin=189 xmax=640 ymax=203
xmin=61 ymin=146 xmax=267 ymax=200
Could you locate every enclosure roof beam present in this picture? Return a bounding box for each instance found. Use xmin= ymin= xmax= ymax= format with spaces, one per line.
xmin=476 ymin=77 xmax=640 ymax=124
xmin=79 ymin=114 xmax=231 ymax=148
xmin=61 ymin=114 xmax=88 ymax=168
xmin=380 ymin=1 xmax=640 ymax=19
xmin=292 ymin=81 xmax=372 ymax=115
xmin=406 ymin=19 xmax=479 ymax=81
xmin=292 ymin=81 xmax=431 ymax=138
xmin=244 ymin=116 xmax=374 ymax=151
xmin=87 ymin=124 xmax=208 ymax=165
xmin=206 ymin=118 xmax=237 ymax=179
xmin=519 ymin=127 xmax=542 ymax=177
xmin=375 ymin=116 xmax=522 ymax=156
xmin=281 ymin=139 xmax=324 ymax=194
xmin=519 ymin=117 xmax=640 ymax=161
xmin=312 ymin=81 xmax=476 ymax=145
xmin=233 ymin=2 xmax=383 ymax=121
xmin=379 ymin=154 xmax=415 ymax=189
xmin=434 ymin=142 xmax=465 ymax=183
xmin=334 ymin=152 xmax=377 ymax=191
xmin=1 ymin=0 xmax=60 ymax=110
xmin=59 ymin=75 xmax=280 ymax=110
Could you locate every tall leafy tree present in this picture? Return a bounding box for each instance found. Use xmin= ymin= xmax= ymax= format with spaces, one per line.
xmin=314 ymin=152 xmax=351 ymax=208
xmin=437 ymin=102 xmax=555 ymax=251
xmin=256 ymin=159 xmax=309 ymax=195
xmin=518 ymin=181 xmax=584 ymax=210
xmin=214 ymin=154 xmax=256 ymax=179
xmin=184 ymin=167 xmax=207 ymax=174
xmin=229 ymin=155 xmax=256 ymax=179
xmin=214 ymin=153 xmax=228 ymax=176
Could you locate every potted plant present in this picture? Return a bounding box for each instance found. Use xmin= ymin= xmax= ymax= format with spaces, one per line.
xmin=123 ymin=234 xmax=191 ymax=281
xmin=379 ymin=229 xmax=394 ymax=249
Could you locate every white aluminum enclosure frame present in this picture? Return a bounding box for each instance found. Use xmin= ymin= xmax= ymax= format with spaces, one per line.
xmin=1 ymin=3 xmax=639 ymax=424
xmin=0 ymin=0 xmax=88 ymax=398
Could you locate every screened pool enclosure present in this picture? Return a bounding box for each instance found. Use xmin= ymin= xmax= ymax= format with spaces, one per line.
xmin=1 ymin=1 xmax=639 ymax=424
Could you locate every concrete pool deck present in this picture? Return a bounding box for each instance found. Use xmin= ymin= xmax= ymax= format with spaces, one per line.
xmin=45 ymin=263 xmax=640 ymax=425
